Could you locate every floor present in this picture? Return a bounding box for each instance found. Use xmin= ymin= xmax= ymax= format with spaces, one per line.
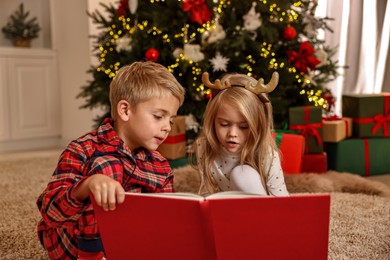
xmin=1 ymin=148 xmax=389 ymax=187
xmin=0 ymin=147 xmax=64 ymax=162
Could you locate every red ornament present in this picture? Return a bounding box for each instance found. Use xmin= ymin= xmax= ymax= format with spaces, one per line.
xmin=204 ymin=92 xmax=213 ymax=100
xmin=283 ymin=25 xmax=297 ymax=41
xmin=145 ymin=48 xmax=159 ymax=62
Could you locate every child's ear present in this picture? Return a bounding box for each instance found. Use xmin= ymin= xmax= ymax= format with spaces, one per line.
xmin=117 ymin=100 xmax=131 ymax=121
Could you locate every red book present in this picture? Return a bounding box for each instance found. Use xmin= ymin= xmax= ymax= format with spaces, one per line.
xmin=92 ymin=192 xmax=330 ymax=260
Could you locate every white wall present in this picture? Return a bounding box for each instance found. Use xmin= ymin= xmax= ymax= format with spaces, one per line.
xmin=51 ymin=0 xmax=93 ymax=146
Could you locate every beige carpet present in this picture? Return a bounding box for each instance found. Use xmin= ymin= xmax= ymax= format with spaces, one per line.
xmin=0 ymin=154 xmax=390 ymax=259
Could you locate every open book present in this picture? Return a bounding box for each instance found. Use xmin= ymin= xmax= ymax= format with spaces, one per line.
xmin=92 ymin=191 xmax=330 ymax=260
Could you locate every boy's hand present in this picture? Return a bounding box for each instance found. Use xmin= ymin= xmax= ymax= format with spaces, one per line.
xmin=88 ymin=174 xmax=126 ymax=211
xmin=74 ymin=174 xmax=125 ymax=211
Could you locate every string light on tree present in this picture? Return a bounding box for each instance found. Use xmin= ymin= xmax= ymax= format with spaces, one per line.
xmin=79 ymin=0 xmax=339 ymax=127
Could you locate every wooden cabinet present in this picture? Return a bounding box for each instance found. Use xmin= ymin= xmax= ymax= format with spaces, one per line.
xmin=0 ymin=58 xmax=10 ymax=141
xmin=0 ymin=47 xmax=60 ymax=151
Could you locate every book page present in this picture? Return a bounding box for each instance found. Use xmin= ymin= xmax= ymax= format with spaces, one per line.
xmin=124 ymin=191 xmax=205 ymax=201
xmin=205 ymin=191 xmax=266 ymax=200
xmin=123 ymin=191 xmax=266 ymax=201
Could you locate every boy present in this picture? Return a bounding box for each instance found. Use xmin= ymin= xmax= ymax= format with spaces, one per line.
xmin=36 ymin=61 xmax=186 ymax=259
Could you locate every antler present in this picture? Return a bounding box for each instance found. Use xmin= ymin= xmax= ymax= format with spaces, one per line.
xmin=245 ymin=72 xmax=279 ymax=94
xmin=202 ymin=72 xmax=231 ymax=90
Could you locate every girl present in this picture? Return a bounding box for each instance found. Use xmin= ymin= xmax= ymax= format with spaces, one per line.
xmin=191 ymin=72 xmax=289 ymax=196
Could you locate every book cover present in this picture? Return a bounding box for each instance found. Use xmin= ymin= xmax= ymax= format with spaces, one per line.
xmin=92 ymin=192 xmax=330 ymax=260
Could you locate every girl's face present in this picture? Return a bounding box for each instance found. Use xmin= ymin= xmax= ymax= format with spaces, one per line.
xmin=214 ymin=102 xmax=250 ymax=154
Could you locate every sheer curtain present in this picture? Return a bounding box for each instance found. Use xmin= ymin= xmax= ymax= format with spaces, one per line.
xmin=319 ymin=0 xmax=390 ymax=115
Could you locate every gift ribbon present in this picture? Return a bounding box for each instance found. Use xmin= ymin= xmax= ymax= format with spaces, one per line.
xmin=274 ymin=132 xmax=283 ymax=148
xmin=289 ymin=124 xmax=323 ymax=153
xmin=289 ymin=107 xmax=323 ymax=153
xmin=353 ymin=95 xmax=390 ymax=136
xmin=322 ymin=115 xmax=341 ymax=121
xmin=163 ymin=134 xmax=186 ymax=144
xmin=342 ymin=118 xmax=350 ymax=137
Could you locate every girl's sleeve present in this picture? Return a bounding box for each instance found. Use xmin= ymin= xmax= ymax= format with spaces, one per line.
xmin=264 ymin=151 xmax=289 ymax=196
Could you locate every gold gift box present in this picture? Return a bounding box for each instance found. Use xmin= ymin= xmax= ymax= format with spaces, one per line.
xmin=158 ymin=116 xmax=186 ymax=160
xmin=322 ymin=117 xmax=352 ymax=143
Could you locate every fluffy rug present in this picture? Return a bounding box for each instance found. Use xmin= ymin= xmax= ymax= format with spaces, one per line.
xmin=0 ymin=156 xmax=389 ymax=259
xmin=174 ymin=165 xmax=390 ymax=198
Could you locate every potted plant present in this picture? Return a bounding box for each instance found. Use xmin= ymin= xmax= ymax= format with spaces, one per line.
xmin=1 ymin=3 xmax=41 ymax=47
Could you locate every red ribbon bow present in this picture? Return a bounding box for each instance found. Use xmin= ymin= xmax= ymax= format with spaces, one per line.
xmin=289 ymin=106 xmax=323 ymax=153
xmin=322 ymin=115 xmax=341 ymax=121
xmin=182 ymin=0 xmax=212 ymax=25
xmin=289 ymin=123 xmax=323 ymax=153
xmin=371 ymin=114 xmax=390 ymax=136
xmin=353 ymin=95 xmax=390 ymax=136
xmin=287 ymin=41 xmax=321 ymax=73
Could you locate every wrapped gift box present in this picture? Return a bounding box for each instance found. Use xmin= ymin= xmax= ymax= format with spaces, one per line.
xmin=322 ymin=117 xmax=353 ymax=142
xmin=288 ymin=106 xmax=324 ymax=154
xmin=302 ymin=152 xmax=328 ymax=173
xmin=326 ymin=138 xmax=390 ymax=176
xmin=342 ymin=93 xmax=390 ymax=137
xmin=158 ymin=116 xmax=186 ymax=160
xmin=272 ymin=131 xmax=305 ymax=174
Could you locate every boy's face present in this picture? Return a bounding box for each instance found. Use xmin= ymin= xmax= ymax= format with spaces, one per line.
xmin=118 ymin=95 xmax=180 ymax=151
xmin=214 ymin=103 xmax=250 ymax=154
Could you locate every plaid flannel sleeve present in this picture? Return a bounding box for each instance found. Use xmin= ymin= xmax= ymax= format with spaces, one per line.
xmin=36 ymin=143 xmax=124 ymax=229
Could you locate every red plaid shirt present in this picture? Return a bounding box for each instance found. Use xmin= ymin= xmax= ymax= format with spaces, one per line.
xmin=37 ymin=118 xmax=174 ymax=259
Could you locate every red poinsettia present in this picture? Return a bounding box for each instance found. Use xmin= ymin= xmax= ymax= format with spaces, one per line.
xmin=322 ymin=90 xmax=336 ymax=113
xmin=287 ymin=41 xmax=320 ymax=73
xmin=117 ymin=0 xmax=129 ymax=16
xmin=182 ymin=0 xmax=212 ymax=25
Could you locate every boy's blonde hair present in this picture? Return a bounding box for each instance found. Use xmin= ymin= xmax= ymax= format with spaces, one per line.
xmin=193 ymin=73 xmax=277 ymax=194
xmin=109 ymin=61 xmax=185 ymax=119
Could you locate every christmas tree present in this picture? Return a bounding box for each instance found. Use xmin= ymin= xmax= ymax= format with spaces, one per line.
xmin=78 ymin=0 xmax=338 ymax=128
xmin=1 ymin=3 xmax=41 ymax=41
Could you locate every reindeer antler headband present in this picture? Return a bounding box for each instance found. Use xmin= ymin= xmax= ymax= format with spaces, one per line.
xmin=201 ymin=71 xmax=279 ymax=103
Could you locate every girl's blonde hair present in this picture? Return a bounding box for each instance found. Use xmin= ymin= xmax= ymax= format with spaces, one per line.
xmin=192 ymin=73 xmax=277 ymax=194
xmin=109 ymin=61 xmax=185 ymax=120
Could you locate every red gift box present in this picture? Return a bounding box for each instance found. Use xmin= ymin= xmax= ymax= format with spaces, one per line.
xmin=272 ymin=132 xmax=305 ymax=174
xmin=302 ymin=152 xmax=328 ymax=173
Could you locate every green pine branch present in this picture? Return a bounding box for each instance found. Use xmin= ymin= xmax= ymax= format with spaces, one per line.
xmin=79 ymin=0 xmax=342 ymax=128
